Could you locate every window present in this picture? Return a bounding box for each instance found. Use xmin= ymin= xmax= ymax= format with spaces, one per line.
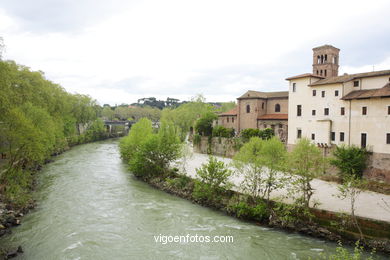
xmin=361 ymin=133 xmax=367 ymax=148
xmin=311 ymin=133 xmax=315 ymax=140
xmin=263 ymin=124 xmax=267 ymax=128
xmin=341 ymin=107 xmax=345 ymax=115
xmin=297 ymin=105 xmax=302 ymax=116
xmin=335 ymin=90 xmax=339 ymax=96
xmin=227 ymin=117 xmax=229 ymax=123
xmin=312 ymin=90 xmax=316 ymax=96
xmin=388 ymin=106 xmax=390 ymax=115
xmin=261 ymin=102 xmax=264 ymax=109
xmin=292 ymin=83 xmax=296 ymax=92
xmin=321 ymin=91 xmax=325 ymax=97
xmin=340 ymin=132 xmax=345 ymax=142
xmin=362 ymin=106 xmax=367 ymax=115
xmin=246 ymin=104 xmax=250 ymax=113
xmin=387 ymin=133 xmax=390 ymax=144
xmin=354 ymin=80 xmax=359 ymax=87
xmin=331 ymin=132 xmax=335 ymax=141
xmin=232 ymin=117 xmax=234 ymax=123
xmin=297 ymin=129 xmax=302 ymax=139
xmin=312 ymin=110 xmax=316 ymax=116
xmin=275 ymin=104 xmax=281 ymax=112
xmin=324 ymin=108 xmax=329 ymax=115
xmin=324 ymin=70 xmax=327 ymax=77
xmin=279 ymin=124 xmax=283 ymax=129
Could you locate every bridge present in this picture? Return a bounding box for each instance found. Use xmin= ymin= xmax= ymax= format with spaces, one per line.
xmin=103 ymin=120 xmax=133 ymax=136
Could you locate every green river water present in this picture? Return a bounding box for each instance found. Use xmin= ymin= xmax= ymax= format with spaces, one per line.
xmin=0 ymin=140 xmax=378 ymax=259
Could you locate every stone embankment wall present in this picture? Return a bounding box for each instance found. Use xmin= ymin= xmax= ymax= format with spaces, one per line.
xmin=193 ymin=137 xmax=237 ymax=158
xmin=198 ymin=138 xmax=390 ymax=183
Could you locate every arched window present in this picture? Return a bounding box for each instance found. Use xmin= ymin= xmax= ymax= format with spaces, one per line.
xmin=275 ymin=104 xmax=281 ymax=112
xmin=325 ymin=54 xmax=327 ymax=62
xmin=261 ymin=102 xmax=265 ymax=109
xmin=317 ymin=55 xmax=320 ymax=64
xmin=321 ymin=55 xmax=324 ymax=64
xmin=324 ymin=70 xmax=327 ymax=77
xmin=246 ymin=104 xmax=250 ymax=113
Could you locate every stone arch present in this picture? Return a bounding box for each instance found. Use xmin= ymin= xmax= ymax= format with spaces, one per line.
xmin=275 ymin=103 xmax=281 ymax=112
xmin=246 ymin=104 xmax=250 ymax=113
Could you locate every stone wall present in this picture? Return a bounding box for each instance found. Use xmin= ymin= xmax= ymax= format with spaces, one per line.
xmin=194 ymin=137 xmax=237 ymax=158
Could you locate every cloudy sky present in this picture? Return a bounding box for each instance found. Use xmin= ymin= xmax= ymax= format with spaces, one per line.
xmin=1 ymin=0 xmax=390 ymax=105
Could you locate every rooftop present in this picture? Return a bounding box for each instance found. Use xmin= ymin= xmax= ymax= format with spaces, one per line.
xmin=218 ymin=107 xmax=237 ymax=116
xmin=309 ymin=69 xmax=390 ymax=86
xmin=258 ymin=114 xmax=288 ymax=120
xmin=312 ymin=44 xmax=340 ymax=51
xmin=237 ymin=90 xmax=288 ymax=100
xmin=285 ymin=73 xmax=325 ymax=81
xmin=342 ymin=83 xmax=390 ymax=100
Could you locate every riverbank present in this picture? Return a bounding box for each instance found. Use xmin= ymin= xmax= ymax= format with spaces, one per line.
xmin=140 ymin=171 xmax=390 ymax=254
xmin=0 ymin=136 xmax=121 ymax=259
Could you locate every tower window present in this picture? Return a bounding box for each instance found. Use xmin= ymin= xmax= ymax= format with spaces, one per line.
xmin=275 ymin=104 xmax=281 ymax=112
xmin=297 ymin=105 xmax=302 ymax=116
xmin=335 ymin=90 xmax=339 ymax=96
xmin=292 ymin=83 xmax=296 ymax=92
xmin=362 ymin=106 xmax=367 ymax=115
xmin=320 ymin=70 xmax=323 ymax=75
xmin=261 ymin=102 xmax=264 ymax=109
xmin=312 ymin=90 xmax=316 ymax=96
xmin=312 ymin=110 xmax=316 ymax=116
xmin=354 ymin=80 xmax=359 ymax=87
xmin=325 ymin=54 xmax=327 ymax=62
xmin=246 ymin=104 xmax=250 ymax=113
xmin=388 ymin=106 xmax=390 ymax=115
xmin=321 ymin=91 xmax=325 ymax=97
xmin=387 ymin=133 xmax=390 ymax=144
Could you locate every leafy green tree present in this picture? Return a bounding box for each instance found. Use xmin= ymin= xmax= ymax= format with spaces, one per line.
xmin=193 ymin=156 xmax=232 ymax=201
xmin=330 ymin=145 xmax=369 ymax=179
xmin=194 ymin=111 xmax=217 ymax=136
xmin=212 ymin=125 xmax=235 ymax=138
xmin=289 ymin=138 xmax=325 ymax=208
xmin=233 ymin=137 xmax=265 ymax=199
xmin=258 ymin=137 xmax=287 ymax=203
xmin=101 ymin=106 xmax=115 ymax=120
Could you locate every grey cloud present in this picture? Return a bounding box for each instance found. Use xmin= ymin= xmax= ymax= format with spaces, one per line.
xmin=1 ymin=0 xmax=139 ymax=33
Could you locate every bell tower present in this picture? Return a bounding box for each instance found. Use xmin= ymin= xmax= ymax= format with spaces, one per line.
xmin=312 ymin=45 xmax=340 ymax=78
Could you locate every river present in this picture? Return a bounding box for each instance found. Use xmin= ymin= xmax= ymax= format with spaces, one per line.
xmin=0 ymin=140 xmax=374 ymax=259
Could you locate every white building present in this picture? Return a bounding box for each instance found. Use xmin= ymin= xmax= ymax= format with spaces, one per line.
xmin=286 ymin=45 xmax=390 ymax=182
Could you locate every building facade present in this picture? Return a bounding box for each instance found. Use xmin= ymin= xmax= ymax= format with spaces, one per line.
xmin=287 ymin=44 xmax=390 ymax=181
xmin=217 ymin=90 xmax=289 ymax=142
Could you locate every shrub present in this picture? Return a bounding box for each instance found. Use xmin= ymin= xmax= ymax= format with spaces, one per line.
xmin=212 ymin=125 xmax=235 ymax=138
xmin=192 ymin=156 xmax=232 ymax=201
xmin=193 ymin=133 xmax=201 ymax=145
xmin=228 ymin=200 xmax=268 ymax=220
xmin=330 ymin=145 xmax=369 ymax=179
xmin=240 ymin=128 xmax=274 ymax=142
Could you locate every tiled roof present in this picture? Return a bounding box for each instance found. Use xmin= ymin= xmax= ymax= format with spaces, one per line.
xmin=258 ymin=114 xmax=288 ymax=120
xmin=237 ymin=90 xmax=288 ymax=99
xmin=342 ymin=83 xmax=390 ymax=100
xmin=218 ymin=107 xmax=237 ymax=116
xmin=312 ymin=44 xmax=340 ymax=51
xmin=309 ymin=69 xmax=390 ymax=86
xmin=285 ymin=73 xmax=325 ymax=80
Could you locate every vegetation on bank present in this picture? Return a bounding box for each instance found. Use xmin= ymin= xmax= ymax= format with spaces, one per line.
xmin=120 ymin=111 xmax=388 ymax=256
xmin=0 ymin=60 xmax=108 ymax=208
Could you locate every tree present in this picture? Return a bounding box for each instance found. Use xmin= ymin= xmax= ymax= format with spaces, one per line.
xmin=194 ymin=112 xmax=217 ymax=136
xmin=101 ymin=106 xmax=115 ymax=120
xmin=337 ymin=174 xmax=366 ymax=240
xmin=233 ymin=137 xmax=265 ymax=199
xmin=288 ymin=138 xmax=325 ymax=208
xmin=330 ymin=145 xmax=369 ymax=179
xmin=193 ymin=156 xmax=232 ymax=201
xmin=258 ymin=137 xmax=287 ymax=204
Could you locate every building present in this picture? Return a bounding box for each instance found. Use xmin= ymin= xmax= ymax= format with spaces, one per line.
xmin=217 ymin=90 xmax=289 ymax=142
xmin=286 ymin=44 xmax=390 ymax=181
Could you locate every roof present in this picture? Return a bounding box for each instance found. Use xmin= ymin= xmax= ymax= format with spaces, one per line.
xmin=258 ymin=114 xmax=288 ymax=120
xmin=312 ymin=44 xmax=340 ymax=51
xmin=285 ymin=73 xmax=325 ymax=80
xmin=309 ymin=69 xmax=390 ymax=86
xmin=218 ymin=107 xmax=237 ymax=116
xmin=237 ymin=90 xmax=288 ymax=100
xmin=342 ymin=83 xmax=390 ymax=100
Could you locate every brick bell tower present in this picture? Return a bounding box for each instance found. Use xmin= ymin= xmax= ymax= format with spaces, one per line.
xmin=312 ymin=44 xmax=340 ymax=78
